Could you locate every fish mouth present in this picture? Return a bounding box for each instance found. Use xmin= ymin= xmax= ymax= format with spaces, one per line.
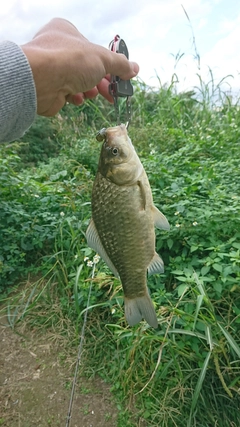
xmin=96 ymin=124 xmax=127 ymax=143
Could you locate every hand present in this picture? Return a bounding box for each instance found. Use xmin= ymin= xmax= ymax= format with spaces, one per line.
xmin=21 ymin=18 xmax=139 ymax=116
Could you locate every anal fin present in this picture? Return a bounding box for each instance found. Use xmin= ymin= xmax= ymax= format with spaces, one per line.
xmin=148 ymin=252 xmax=164 ymax=275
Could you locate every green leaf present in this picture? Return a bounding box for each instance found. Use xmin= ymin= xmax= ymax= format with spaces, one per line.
xmin=143 ymin=410 xmax=151 ymax=419
xmin=172 ymin=270 xmax=184 ymax=275
xmin=176 ymin=276 xmax=188 ymax=282
xmin=201 ymin=266 xmax=210 ymax=276
xmin=212 ymin=263 xmax=222 ymax=273
xmin=223 ymin=266 xmax=233 ymax=277
xmin=232 ymin=242 xmax=240 ymax=249
xmin=213 ymin=282 xmax=222 ymax=294
xmin=177 ymin=284 xmax=189 ymax=297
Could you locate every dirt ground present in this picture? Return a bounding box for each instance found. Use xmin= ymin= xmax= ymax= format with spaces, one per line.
xmin=0 ymin=314 xmax=120 ymax=427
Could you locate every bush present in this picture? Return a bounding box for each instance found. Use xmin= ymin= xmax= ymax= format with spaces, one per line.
xmin=16 ymin=115 xmax=59 ymax=167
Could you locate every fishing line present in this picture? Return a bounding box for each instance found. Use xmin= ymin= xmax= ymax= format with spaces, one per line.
xmin=65 ymin=262 xmax=96 ymax=427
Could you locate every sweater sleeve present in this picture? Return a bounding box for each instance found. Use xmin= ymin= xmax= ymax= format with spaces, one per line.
xmin=0 ymin=41 xmax=37 ymax=143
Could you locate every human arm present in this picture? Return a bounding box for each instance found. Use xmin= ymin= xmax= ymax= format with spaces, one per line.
xmin=0 ymin=41 xmax=36 ymax=143
xmin=0 ymin=18 xmax=139 ymax=143
xmin=21 ymin=18 xmax=139 ymax=116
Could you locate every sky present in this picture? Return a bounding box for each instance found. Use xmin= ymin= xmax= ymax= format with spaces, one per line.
xmin=1 ymin=0 xmax=240 ymax=97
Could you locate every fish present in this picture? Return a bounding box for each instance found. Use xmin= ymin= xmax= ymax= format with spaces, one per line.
xmin=86 ymin=124 xmax=170 ymax=328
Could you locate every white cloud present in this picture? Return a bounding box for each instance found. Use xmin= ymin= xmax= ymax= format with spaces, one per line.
xmin=200 ymin=13 xmax=240 ymax=96
xmin=0 ymin=0 xmax=240 ymax=96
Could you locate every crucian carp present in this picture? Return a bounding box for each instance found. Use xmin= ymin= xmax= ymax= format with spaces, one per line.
xmin=86 ymin=124 xmax=170 ymax=328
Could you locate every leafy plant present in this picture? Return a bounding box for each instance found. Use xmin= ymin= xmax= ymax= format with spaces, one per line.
xmin=1 ymin=70 xmax=240 ymax=427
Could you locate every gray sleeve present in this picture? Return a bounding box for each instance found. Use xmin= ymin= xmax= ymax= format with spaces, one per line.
xmin=0 ymin=41 xmax=37 ymax=143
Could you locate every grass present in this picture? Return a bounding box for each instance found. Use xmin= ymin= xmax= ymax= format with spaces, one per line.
xmin=1 ymin=66 xmax=240 ymax=426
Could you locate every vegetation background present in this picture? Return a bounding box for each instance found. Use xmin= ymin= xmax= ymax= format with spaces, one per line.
xmin=0 ymin=67 xmax=240 ymax=426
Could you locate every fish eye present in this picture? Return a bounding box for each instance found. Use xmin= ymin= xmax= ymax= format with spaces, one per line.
xmin=112 ymin=147 xmax=119 ymax=155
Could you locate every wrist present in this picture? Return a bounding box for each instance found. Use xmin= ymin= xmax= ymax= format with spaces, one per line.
xmin=21 ymin=42 xmax=59 ymax=115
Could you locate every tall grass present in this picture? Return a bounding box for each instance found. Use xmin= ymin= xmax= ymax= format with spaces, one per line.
xmin=1 ymin=68 xmax=240 ymax=426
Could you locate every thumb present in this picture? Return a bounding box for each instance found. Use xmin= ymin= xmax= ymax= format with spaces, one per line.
xmin=101 ymin=48 xmax=139 ymax=80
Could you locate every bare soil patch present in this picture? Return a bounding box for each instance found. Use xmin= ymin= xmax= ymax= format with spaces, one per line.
xmin=0 ymin=315 xmax=119 ymax=427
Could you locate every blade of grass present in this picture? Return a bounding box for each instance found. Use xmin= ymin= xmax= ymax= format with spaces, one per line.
xmin=188 ymin=350 xmax=212 ymax=427
xmin=73 ymin=264 xmax=84 ymax=315
xmin=193 ymin=294 xmax=204 ymax=330
xmin=205 ymin=325 xmax=214 ymax=351
xmin=217 ymin=322 xmax=240 ymax=358
xmin=194 ymin=272 xmax=215 ymax=311
xmin=78 ymin=302 xmax=110 ymax=318
xmin=168 ymin=328 xmax=219 ymax=346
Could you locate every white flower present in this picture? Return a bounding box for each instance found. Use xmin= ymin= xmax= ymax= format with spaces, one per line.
xmin=84 ymin=256 xmax=89 ymax=262
xmin=93 ymin=254 xmax=100 ymax=264
xmin=34 ymin=194 xmax=39 ymax=198
xmin=193 ymin=221 xmax=198 ymax=226
xmin=87 ymin=260 xmax=93 ymax=267
xmin=174 ymin=211 xmax=180 ymax=216
xmin=60 ymin=211 xmax=65 ymax=217
xmin=175 ymin=223 xmax=181 ymax=228
xmin=111 ymin=308 xmax=116 ymax=314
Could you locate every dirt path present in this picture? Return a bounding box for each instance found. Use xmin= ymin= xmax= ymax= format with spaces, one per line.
xmin=0 ymin=315 xmax=119 ymax=427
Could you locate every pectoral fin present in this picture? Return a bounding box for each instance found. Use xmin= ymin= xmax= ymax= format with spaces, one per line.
xmin=137 ymin=180 xmax=147 ymax=210
xmin=86 ymin=219 xmax=119 ymax=277
xmin=148 ymin=252 xmax=164 ymax=275
xmin=151 ymin=205 xmax=170 ymax=230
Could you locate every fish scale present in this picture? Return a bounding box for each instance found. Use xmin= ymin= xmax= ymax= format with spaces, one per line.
xmin=86 ymin=124 xmax=170 ymax=328
xmin=92 ymin=172 xmax=154 ymax=298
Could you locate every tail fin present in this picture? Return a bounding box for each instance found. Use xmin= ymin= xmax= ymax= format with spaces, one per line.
xmin=124 ymin=293 xmax=158 ymax=328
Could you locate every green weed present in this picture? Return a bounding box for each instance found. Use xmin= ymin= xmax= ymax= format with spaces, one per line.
xmin=1 ymin=70 xmax=240 ymax=427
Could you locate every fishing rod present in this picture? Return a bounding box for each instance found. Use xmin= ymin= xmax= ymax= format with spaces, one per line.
xmin=65 ymin=262 xmax=96 ymax=427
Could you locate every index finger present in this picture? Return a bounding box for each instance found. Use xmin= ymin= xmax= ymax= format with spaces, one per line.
xmin=97 ymin=78 xmax=114 ymax=103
